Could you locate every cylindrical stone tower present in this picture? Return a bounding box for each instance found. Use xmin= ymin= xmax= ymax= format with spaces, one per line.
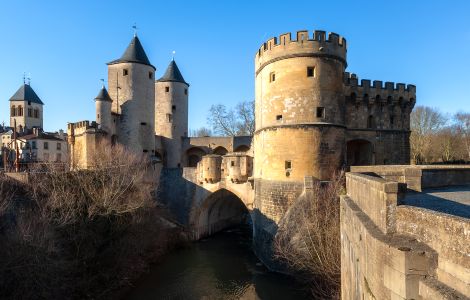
xmin=94 ymin=86 xmax=113 ymax=133
xmin=155 ymin=60 xmax=189 ymax=168
xmin=107 ymin=35 xmax=156 ymax=157
xmin=253 ymin=30 xmax=347 ymax=267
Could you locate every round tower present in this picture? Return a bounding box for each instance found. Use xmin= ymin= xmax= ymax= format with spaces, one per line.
xmin=94 ymin=86 xmax=113 ymax=133
xmin=155 ymin=59 xmax=189 ymax=168
xmin=106 ymin=35 xmax=156 ymax=156
xmin=253 ymin=30 xmax=347 ymax=266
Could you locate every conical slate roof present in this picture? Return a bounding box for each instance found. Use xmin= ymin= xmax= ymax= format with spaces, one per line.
xmin=108 ymin=35 xmax=155 ymax=69
xmin=95 ymin=86 xmax=112 ymax=102
xmin=157 ymin=60 xmax=188 ymax=85
xmin=9 ymin=83 xmax=44 ymax=105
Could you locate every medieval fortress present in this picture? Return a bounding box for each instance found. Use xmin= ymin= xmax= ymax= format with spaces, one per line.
xmin=17 ymin=29 xmax=468 ymax=299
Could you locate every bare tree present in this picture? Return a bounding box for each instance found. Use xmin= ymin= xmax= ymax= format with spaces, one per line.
xmin=236 ymin=101 xmax=255 ymax=136
xmin=274 ymin=172 xmax=345 ymax=299
xmin=455 ymin=112 xmax=470 ymax=161
xmin=410 ymin=106 xmax=447 ymax=164
xmin=190 ymin=127 xmax=212 ymax=137
xmin=207 ymin=100 xmax=255 ymax=136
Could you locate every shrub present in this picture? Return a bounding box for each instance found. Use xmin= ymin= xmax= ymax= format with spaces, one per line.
xmin=274 ymin=172 xmax=345 ymax=299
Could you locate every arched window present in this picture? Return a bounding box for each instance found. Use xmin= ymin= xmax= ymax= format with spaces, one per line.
xmin=390 ymin=115 xmax=395 ymax=128
xmin=18 ymin=106 xmax=23 ymax=116
xmin=350 ymin=92 xmax=357 ymax=102
xmin=363 ymin=94 xmax=369 ymax=104
xmin=11 ymin=106 xmax=16 ymax=117
xmin=34 ymin=109 xmax=39 ymax=118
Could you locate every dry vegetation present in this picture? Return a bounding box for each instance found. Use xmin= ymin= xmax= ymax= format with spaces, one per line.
xmin=0 ymin=142 xmax=184 ymax=300
xmin=411 ymin=106 xmax=470 ymax=164
xmin=275 ymin=172 xmax=345 ymax=299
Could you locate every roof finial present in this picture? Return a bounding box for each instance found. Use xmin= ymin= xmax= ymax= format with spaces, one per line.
xmin=172 ymin=50 xmax=176 ymax=61
xmin=23 ymin=72 xmax=26 ymax=84
xmin=132 ymin=23 xmax=138 ymax=37
xmin=27 ymin=73 xmax=31 ymax=85
xmin=100 ymin=78 xmax=105 ymax=88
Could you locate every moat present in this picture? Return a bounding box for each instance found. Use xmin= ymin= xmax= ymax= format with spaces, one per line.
xmin=125 ymin=226 xmax=311 ymax=300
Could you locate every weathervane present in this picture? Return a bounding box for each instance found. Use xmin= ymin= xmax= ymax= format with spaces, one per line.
xmin=100 ymin=78 xmax=105 ymax=88
xmin=132 ymin=23 xmax=138 ymax=37
xmin=23 ymin=72 xmax=31 ymax=85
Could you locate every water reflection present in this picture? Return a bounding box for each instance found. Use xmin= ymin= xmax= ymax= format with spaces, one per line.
xmin=125 ymin=227 xmax=311 ymax=300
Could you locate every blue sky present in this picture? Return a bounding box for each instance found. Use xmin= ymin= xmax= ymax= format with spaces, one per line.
xmin=0 ymin=0 xmax=469 ymax=132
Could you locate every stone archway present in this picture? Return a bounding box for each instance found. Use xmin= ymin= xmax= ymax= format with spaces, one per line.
xmin=186 ymin=147 xmax=206 ymax=167
xmin=213 ymin=146 xmax=228 ymax=156
xmin=346 ymin=139 xmax=374 ymax=166
xmin=192 ymin=188 xmax=252 ymax=239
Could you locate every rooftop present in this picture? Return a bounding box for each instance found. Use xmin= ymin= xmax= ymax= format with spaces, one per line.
xmin=107 ymin=35 xmax=155 ymax=69
xmin=157 ymin=60 xmax=188 ymax=85
xmin=9 ymin=83 xmax=44 ymax=105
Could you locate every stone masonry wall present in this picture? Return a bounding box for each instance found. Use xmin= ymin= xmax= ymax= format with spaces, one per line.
xmin=341 ymin=171 xmax=469 ymax=299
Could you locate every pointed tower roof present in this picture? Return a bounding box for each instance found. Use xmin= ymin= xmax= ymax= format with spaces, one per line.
xmin=9 ymin=83 xmax=44 ymax=105
xmin=108 ymin=35 xmax=155 ymax=69
xmin=95 ymin=86 xmax=112 ymax=102
xmin=157 ymin=60 xmax=188 ymax=85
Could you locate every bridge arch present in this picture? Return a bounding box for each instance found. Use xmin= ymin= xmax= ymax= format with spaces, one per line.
xmin=190 ymin=187 xmax=253 ymax=239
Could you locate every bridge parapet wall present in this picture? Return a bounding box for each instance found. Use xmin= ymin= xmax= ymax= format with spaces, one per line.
xmin=345 ymin=172 xmax=405 ymax=234
xmin=341 ymin=169 xmax=470 ymax=299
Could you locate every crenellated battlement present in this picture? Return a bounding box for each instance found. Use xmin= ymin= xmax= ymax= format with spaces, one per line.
xmin=67 ymin=120 xmax=98 ymax=136
xmin=343 ymin=72 xmax=416 ymax=106
xmin=255 ymin=30 xmax=347 ymax=71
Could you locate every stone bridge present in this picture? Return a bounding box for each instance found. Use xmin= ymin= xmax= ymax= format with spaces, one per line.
xmin=157 ymin=152 xmax=255 ymax=239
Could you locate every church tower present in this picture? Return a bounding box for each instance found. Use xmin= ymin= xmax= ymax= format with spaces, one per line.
xmin=107 ymin=35 xmax=156 ymax=156
xmin=9 ymin=83 xmax=44 ymax=132
xmin=155 ymin=60 xmax=189 ymax=168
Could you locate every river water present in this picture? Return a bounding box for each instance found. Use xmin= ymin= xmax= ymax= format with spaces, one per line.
xmin=125 ymin=227 xmax=311 ymax=300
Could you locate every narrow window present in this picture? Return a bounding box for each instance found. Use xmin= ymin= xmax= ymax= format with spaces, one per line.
xmin=97 ymin=114 xmax=100 ymax=119
xmin=149 ymin=72 xmax=153 ymax=79
xmin=316 ymin=107 xmax=325 ymax=118
xmin=184 ymin=89 xmax=188 ymax=95
xmin=32 ymin=141 xmax=36 ymax=149
xmin=276 ymin=115 xmax=283 ymax=121
xmin=307 ymin=66 xmax=315 ymax=77
xmin=167 ymin=113 xmax=172 ymax=122
xmin=165 ymin=86 xmax=170 ymax=92
xmin=57 ymin=143 xmax=61 ymax=150
xmin=123 ymin=69 xmax=128 ymax=76
xmin=18 ymin=106 xmax=23 ymax=116
xmin=231 ymin=161 xmax=235 ymax=167
xmin=140 ymin=122 xmax=147 ymax=125
xmin=44 ymin=142 xmax=49 ymax=150
xmin=28 ymin=101 xmax=31 ymax=105
xmin=285 ymin=160 xmax=292 ymax=170
xmin=367 ymin=115 xmax=375 ymax=129
xmin=28 ymin=108 xmax=32 ymax=117
xmin=172 ymin=105 xmax=176 ymax=111
xmin=390 ymin=116 xmax=394 ymax=127
xmin=34 ymin=109 xmax=39 ymax=118
xmin=269 ymin=72 xmax=276 ymax=82
xmin=11 ymin=106 xmax=16 ymax=117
